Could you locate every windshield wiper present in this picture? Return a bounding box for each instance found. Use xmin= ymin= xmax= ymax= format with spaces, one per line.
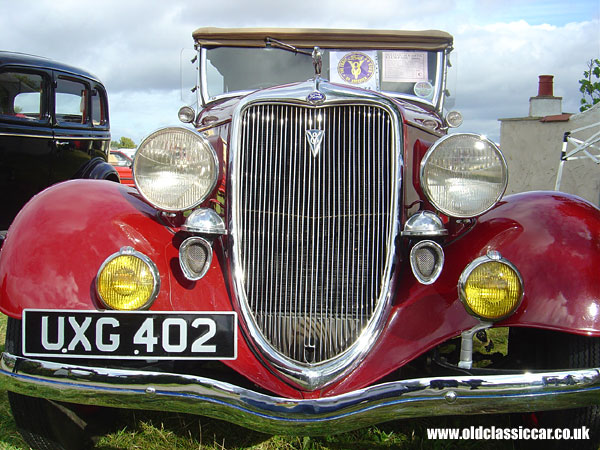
xmin=265 ymin=38 xmax=323 ymax=76
xmin=265 ymin=37 xmax=312 ymax=56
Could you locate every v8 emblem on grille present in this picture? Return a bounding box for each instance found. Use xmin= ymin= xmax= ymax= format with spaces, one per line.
xmin=306 ymin=129 xmax=324 ymax=157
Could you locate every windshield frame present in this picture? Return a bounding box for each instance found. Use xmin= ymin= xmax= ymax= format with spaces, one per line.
xmin=198 ymin=46 xmax=451 ymax=112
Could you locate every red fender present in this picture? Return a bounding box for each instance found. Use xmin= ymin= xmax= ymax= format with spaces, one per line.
xmin=326 ymin=190 xmax=600 ymax=395
xmin=0 ymin=180 xmax=301 ymax=397
xmin=467 ymin=191 xmax=600 ymax=332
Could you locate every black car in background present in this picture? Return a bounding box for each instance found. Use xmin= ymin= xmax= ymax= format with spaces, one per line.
xmin=0 ymin=51 xmax=117 ymax=234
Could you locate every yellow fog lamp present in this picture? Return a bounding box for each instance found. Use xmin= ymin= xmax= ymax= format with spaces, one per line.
xmin=458 ymin=251 xmax=523 ymax=321
xmin=96 ymin=247 xmax=160 ymax=310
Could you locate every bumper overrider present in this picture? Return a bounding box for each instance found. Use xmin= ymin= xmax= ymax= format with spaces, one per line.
xmin=1 ymin=352 xmax=600 ymax=435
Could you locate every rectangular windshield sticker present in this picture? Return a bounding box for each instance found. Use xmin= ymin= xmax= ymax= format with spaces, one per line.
xmin=382 ymin=51 xmax=428 ymax=83
xmin=330 ymin=51 xmax=379 ymax=91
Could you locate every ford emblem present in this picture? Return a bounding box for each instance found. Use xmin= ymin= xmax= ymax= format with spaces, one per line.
xmin=307 ymin=91 xmax=326 ymax=104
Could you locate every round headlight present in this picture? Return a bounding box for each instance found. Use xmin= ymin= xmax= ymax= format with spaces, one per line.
xmin=446 ymin=110 xmax=464 ymax=128
xmin=178 ymin=106 xmax=195 ymax=124
xmin=420 ymin=133 xmax=507 ymax=218
xmin=459 ymin=252 xmax=523 ymax=321
xmin=133 ymin=127 xmax=218 ymax=211
xmin=96 ymin=247 xmax=160 ymax=310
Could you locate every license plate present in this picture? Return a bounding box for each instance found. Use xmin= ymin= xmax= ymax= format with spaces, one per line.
xmin=22 ymin=310 xmax=237 ymax=360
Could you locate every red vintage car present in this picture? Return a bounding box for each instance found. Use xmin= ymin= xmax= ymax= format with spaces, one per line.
xmin=1 ymin=28 xmax=599 ymax=449
xmin=109 ymin=149 xmax=135 ymax=186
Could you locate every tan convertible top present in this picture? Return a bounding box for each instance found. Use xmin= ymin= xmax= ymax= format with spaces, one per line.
xmin=192 ymin=27 xmax=453 ymax=51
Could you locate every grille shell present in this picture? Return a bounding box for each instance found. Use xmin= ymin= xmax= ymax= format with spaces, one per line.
xmin=230 ymin=88 xmax=401 ymax=388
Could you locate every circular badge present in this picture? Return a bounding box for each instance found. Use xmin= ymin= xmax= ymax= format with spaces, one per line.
xmin=338 ymin=52 xmax=375 ymax=85
xmin=307 ymin=91 xmax=326 ymax=104
xmin=414 ymin=81 xmax=433 ymax=99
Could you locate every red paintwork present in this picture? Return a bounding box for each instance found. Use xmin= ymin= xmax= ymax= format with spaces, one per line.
xmin=326 ymin=190 xmax=600 ymax=395
xmin=114 ymin=166 xmax=134 ymax=187
xmin=1 ymin=178 xmax=600 ymax=399
xmin=0 ymin=180 xmax=300 ymax=397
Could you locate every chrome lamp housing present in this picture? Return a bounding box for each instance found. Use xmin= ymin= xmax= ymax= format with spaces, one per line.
xmin=458 ymin=251 xmax=524 ymax=322
xmin=420 ymin=133 xmax=508 ymax=218
xmin=96 ymin=247 xmax=160 ymax=311
xmin=179 ymin=209 xmax=227 ymax=281
xmin=133 ymin=127 xmax=219 ymax=212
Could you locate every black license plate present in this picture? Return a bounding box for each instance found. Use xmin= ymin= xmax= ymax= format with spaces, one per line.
xmin=22 ymin=310 xmax=237 ymax=360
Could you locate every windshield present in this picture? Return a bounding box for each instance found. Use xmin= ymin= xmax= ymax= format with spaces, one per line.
xmin=203 ymin=47 xmax=444 ymax=106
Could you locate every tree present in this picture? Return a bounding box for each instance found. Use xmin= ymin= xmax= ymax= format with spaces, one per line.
xmin=579 ymin=58 xmax=600 ymax=112
xmin=111 ymin=136 xmax=136 ymax=149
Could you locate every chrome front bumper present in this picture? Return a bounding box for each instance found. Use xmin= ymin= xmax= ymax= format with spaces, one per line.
xmin=1 ymin=351 xmax=599 ymax=435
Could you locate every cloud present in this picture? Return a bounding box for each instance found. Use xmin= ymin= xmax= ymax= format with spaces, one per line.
xmin=1 ymin=0 xmax=598 ymax=143
xmin=452 ymin=19 xmax=599 ymax=140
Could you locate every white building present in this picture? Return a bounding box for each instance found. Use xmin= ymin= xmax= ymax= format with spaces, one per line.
xmin=500 ymin=75 xmax=600 ymax=205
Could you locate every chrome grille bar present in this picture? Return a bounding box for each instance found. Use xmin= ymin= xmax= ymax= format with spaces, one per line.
xmin=236 ymin=103 xmax=396 ymax=364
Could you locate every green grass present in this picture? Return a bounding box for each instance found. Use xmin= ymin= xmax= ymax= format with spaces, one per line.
xmin=0 ymin=314 xmax=538 ymax=449
xmin=0 ymin=314 xmax=27 ymax=449
xmin=90 ymin=412 xmax=516 ymax=449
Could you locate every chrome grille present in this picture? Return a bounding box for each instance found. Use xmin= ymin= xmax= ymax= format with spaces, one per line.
xmin=234 ymin=103 xmax=397 ymax=364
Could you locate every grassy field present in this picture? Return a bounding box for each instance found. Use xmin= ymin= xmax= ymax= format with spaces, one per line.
xmin=0 ymin=313 xmax=528 ymax=449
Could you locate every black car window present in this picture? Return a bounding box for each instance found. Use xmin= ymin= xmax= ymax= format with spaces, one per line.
xmin=0 ymin=71 xmax=45 ymax=120
xmin=55 ymin=77 xmax=89 ymax=124
xmin=91 ymin=86 xmax=107 ymax=126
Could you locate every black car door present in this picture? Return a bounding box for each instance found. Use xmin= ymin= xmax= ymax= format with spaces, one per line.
xmin=0 ymin=67 xmax=53 ymax=229
xmin=50 ymin=72 xmax=110 ymax=184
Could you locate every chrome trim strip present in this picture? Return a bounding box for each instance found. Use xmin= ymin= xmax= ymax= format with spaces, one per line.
xmin=1 ymin=353 xmax=599 ymax=436
xmin=0 ymin=132 xmax=109 ymax=140
xmin=196 ymin=119 xmax=232 ymax=133
xmin=0 ymin=132 xmax=53 ymax=139
xmin=199 ymin=47 xmax=210 ymax=106
xmin=438 ymin=47 xmax=450 ymax=112
xmin=229 ymin=80 xmax=403 ymax=390
xmin=51 ymin=135 xmax=110 ymax=140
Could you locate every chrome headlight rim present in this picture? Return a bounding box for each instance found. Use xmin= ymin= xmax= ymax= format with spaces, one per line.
xmin=445 ymin=110 xmax=464 ymax=128
xmin=95 ymin=246 xmax=161 ymax=311
xmin=458 ymin=251 xmax=524 ymax=322
xmin=178 ymin=106 xmax=196 ymax=124
xmin=420 ymin=133 xmax=508 ymax=218
xmin=133 ymin=126 xmax=219 ymax=213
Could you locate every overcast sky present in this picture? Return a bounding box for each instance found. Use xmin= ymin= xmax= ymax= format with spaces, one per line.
xmin=2 ymin=0 xmax=599 ymax=144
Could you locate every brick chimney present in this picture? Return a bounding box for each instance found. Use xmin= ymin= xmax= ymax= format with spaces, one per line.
xmin=529 ymin=75 xmax=562 ymax=117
